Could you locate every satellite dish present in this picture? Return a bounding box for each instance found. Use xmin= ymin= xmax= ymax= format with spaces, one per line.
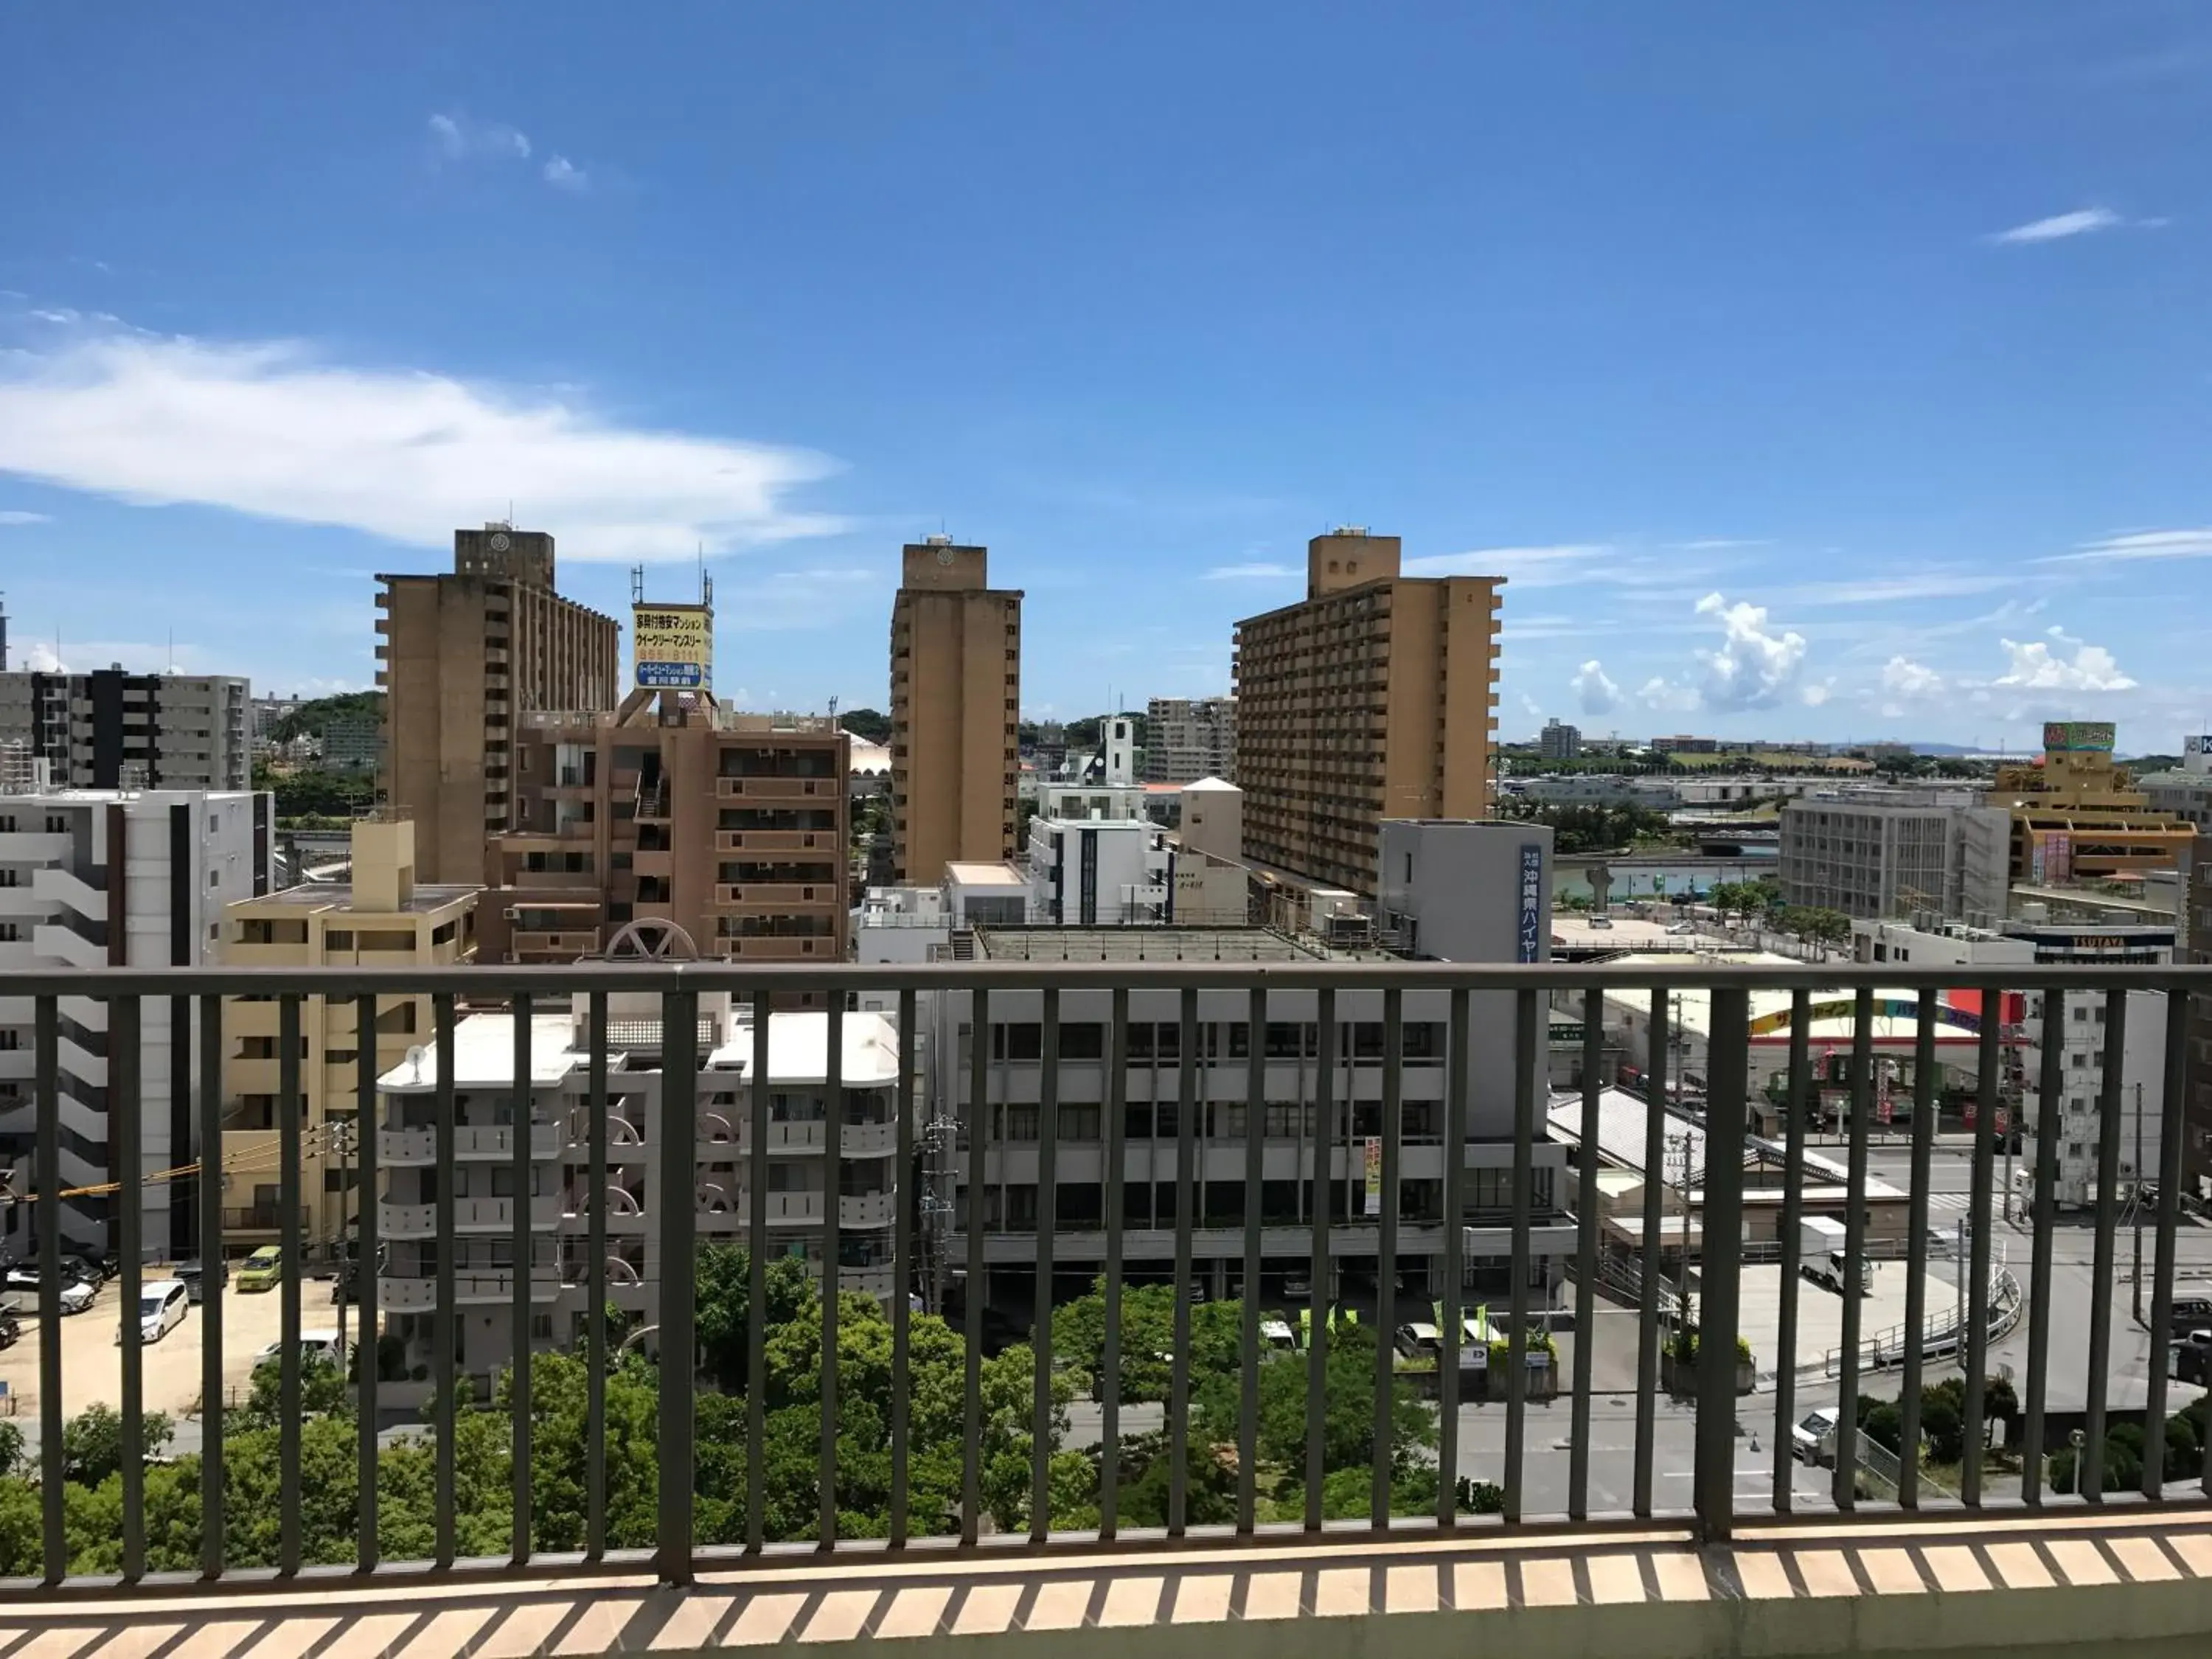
xmin=404 ymin=1044 xmax=429 ymax=1083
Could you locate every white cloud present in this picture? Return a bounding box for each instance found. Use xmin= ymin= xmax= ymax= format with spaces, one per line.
xmin=428 ymin=112 xmax=530 ymax=163
xmin=0 ymin=509 xmax=50 ymax=525
xmin=542 ymin=156 xmax=588 ymax=193
xmin=1773 ymin=571 xmax=2011 ymax=606
xmin=29 ymin=308 xmax=78 ymax=325
xmin=1638 ymin=675 xmax=1699 ymax=713
xmin=0 ymin=328 xmax=845 ymax=560
xmin=1402 ymin=543 xmax=1613 ymax=586
xmin=2042 ymin=527 xmax=2212 ymax=566
xmin=1881 ymin=655 xmax=1945 ymax=698
xmin=1202 ymin=562 xmax=1295 ymax=580
xmin=21 ymin=641 xmax=62 ymax=672
xmin=1993 ymin=627 xmax=2136 ymax=692
xmin=1988 ymin=206 xmax=2126 ymax=244
xmin=1692 ymin=591 xmax=1806 ymax=709
xmin=1569 ymin=658 xmax=1619 ymax=715
xmin=1801 ymin=681 xmax=1832 ymax=707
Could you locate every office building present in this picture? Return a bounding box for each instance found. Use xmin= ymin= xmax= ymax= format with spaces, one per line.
xmin=0 ymin=787 xmax=268 ymax=1256
xmin=372 ymin=995 xmax=900 ymax=1391
xmin=1778 ymin=793 xmax=2011 ymax=920
xmin=1233 ymin=530 xmax=1503 ymax=897
xmin=0 ymin=668 xmax=250 ymax=790
xmin=888 ymin=538 xmax=1021 ymax=884
xmin=218 ymin=817 xmax=479 ymax=1248
xmin=478 ymin=693 xmax=848 ymax=971
xmin=1538 ymin=719 xmax=1582 ymax=762
xmin=377 ymin=524 xmax=621 ymax=886
xmin=1993 ymin=723 xmax=2194 ymax=886
xmin=1144 ymin=697 xmax=1237 ymax=785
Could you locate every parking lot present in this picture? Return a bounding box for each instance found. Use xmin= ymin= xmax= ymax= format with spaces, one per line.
xmin=0 ymin=1271 xmax=367 ymax=1425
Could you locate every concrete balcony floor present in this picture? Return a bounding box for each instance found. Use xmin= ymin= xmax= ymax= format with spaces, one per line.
xmin=7 ymin=1509 xmax=2212 ymax=1657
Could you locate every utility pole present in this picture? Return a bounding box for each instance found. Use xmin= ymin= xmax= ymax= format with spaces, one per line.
xmin=331 ymin=1116 xmax=355 ymax=1364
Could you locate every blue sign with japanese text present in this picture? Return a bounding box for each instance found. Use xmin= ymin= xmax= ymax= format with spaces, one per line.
xmin=1518 ymin=843 xmax=1543 ymax=963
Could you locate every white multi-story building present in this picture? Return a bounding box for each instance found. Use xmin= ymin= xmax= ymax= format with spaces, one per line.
xmin=2138 ymin=736 xmax=2212 ymax=835
xmin=1145 ymin=698 xmax=1237 ymax=785
xmin=1779 ymin=793 xmax=2011 ymax=921
xmin=0 ymin=669 xmax=251 ymax=791
xmin=0 ymin=787 xmax=268 ymax=1256
xmin=373 ymin=994 xmax=901 ymax=1390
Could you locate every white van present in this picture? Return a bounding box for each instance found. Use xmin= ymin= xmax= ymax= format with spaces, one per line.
xmin=121 ymin=1279 xmax=189 ymax=1346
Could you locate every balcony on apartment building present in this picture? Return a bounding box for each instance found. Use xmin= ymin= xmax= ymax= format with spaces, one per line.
xmin=1 ymin=956 xmax=2210 ymax=1659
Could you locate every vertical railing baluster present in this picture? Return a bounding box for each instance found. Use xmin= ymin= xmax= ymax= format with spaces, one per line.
xmin=821 ymin=995 xmax=844 ymax=1548
xmin=356 ymin=994 xmax=380 ymax=1570
xmin=1169 ymin=986 xmax=1197 ymax=1536
xmin=1100 ymin=987 xmax=1127 ymax=1539
xmin=2083 ymin=989 xmax=2126 ymax=1502
xmin=1695 ymin=987 xmax=1749 ymax=1544
xmin=1503 ymin=989 xmax=1535 ymax=1524
xmin=278 ymin=993 xmax=302 ymax=1574
xmin=746 ymin=990 xmax=770 ymax=1551
xmin=434 ymin=993 xmax=456 ymax=1567
xmin=2143 ymin=987 xmax=2188 ymax=1502
xmin=1834 ymin=988 xmax=1872 ymax=1512
xmin=587 ymin=991 xmax=609 ymax=1560
xmin=1961 ymin=995 xmax=2000 ymax=1510
xmin=658 ymin=984 xmax=699 ymax=1583
xmin=1238 ymin=985 xmax=1263 ymax=1535
xmin=511 ymin=992 xmax=534 ymax=1565
xmin=198 ymin=994 xmax=226 ymax=1577
xmin=891 ymin=986 xmax=916 ymax=1548
xmin=961 ymin=988 xmax=989 ymax=1547
xmin=1632 ymin=988 xmax=1667 ymax=1518
xmin=1569 ymin=987 xmax=1601 ymax=1521
xmin=1371 ymin=990 xmax=1402 ymax=1529
xmin=2023 ymin=990 xmax=2062 ymax=1506
xmin=1304 ymin=989 xmax=1336 ymax=1534
xmin=115 ymin=995 xmax=145 ymax=1583
xmin=35 ymin=995 xmax=62 ymax=1587
xmin=1437 ymin=987 xmax=1468 ymax=1528
xmin=1031 ymin=990 xmax=1060 ymax=1543
xmin=1773 ymin=988 xmax=1809 ymax=1514
xmin=1898 ymin=990 xmax=1937 ymax=1509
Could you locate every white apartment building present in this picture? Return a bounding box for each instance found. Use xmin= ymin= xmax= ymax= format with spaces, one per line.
xmin=1145 ymin=698 xmax=1237 ymax=785
xmin=927 ymin=927 xmax=1574 ymax=1316
xmin=2138 ymin=736 xmax=2212 ymax=835
xmin=374 ymin=995 xmax=900 ymax=1390
xmin=0 ymin=787 xmax=268 ymax=1256
xmin=0 ymin=669 xmax=250 ymax=792
xmin=1779 ymin=793 xmax=2011 ymax=921
xmin=1024 ymin=816 xmax=1245 ymax=928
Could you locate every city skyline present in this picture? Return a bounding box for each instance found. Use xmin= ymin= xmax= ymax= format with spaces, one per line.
xmin=3 ymin=4 xmax=2210 ymax=744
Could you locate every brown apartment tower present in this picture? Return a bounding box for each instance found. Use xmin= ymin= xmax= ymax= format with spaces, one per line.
xmin=477 ymin=692 xmax=849 ymax=970
xmin=1233 ymin=529 xmax=1503 ymax=897
xmin=377 ymin=524 xmax=621 ymax=884
xmin=889 ymin=538 xmax=1022 ymax=883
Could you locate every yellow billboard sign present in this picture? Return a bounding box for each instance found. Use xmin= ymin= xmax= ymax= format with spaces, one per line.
xmin=634 ymin=604 xmax=712 ymax=690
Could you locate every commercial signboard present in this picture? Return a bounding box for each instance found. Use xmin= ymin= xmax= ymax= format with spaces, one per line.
xmin=2042 ymin=720 xmax=2115 ymax=754
xmin=2188 ymin=735 xmax=2212 ymax=757
xmin=634 ymin=603 xmax=713 ymax=690
xmin=1517 ymin=844 xmax=1543 ymax=964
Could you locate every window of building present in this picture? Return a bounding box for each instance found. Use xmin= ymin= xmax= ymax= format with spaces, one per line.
xmin=992 ymin=1023 xmax=1043 ymax=1062
xmin=326 ymin=930 xmax=354 ymax=950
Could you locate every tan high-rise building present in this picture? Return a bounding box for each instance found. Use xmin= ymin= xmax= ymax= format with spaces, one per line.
xmin=479 ymin=692 xmax=849 ymax=974
xmin=220 ymin=816 xmax=480 ymax=1248
xmin=889 ymin=538 xmax=1021 ymax=883
xmin=1232 ymin=529 xmax=1503 ymax=897
xmin=377 ymin=524 xmax=621 ymax=885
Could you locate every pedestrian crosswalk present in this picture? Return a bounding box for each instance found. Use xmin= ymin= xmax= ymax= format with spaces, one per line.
xmin=1926 ymin=1193 xmax=1972 ymax=1212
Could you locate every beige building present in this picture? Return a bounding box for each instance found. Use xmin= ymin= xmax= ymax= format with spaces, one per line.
xmin=479 ymin=692 xmax=849 ymax=973
xmin=1144 ymin=696 xmax=1237 ymax=784
xmin=377 ymin=524 xmax=621 ymax=885
xmin=889 ymin=538 xmax=1021 ymax=883
xmin=219 ymin=817 xmax=479 ymax=1248
xmin=1232 ymin=530 xmax=1503 ymax=896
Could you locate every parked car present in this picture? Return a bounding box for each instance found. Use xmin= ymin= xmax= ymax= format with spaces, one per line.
xmin=2167 ymin=1298 xmax=2212 ymax=1337
xmin=1792 ymin=1408 xmax=1841 ymax=1465
xmin=255 ymin=1330 xmax=348 ymax=1371
xmin=174 ymin=1258 xmax=227 ymax=1304
xmin=237 ymin=1246 xmax=284 ymax=1293
xmin=119 ymin=1279 xmax=189 ymax=1346
xmin=2171 ymin=1329 xmax=2212 ymax=1387
xmin=55 ymin=1278 xmax=95 ymax=1316
xmin=0 ymin=1303 xmax=20 ymax=1349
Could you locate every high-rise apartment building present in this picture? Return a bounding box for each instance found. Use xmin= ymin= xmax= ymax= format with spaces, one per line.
xmin=1231 ymin=530 xmax=1503 ymax=897
xmin=0 ymin=669 xmax=250 ymax=790
xmin=218 ymin=816 xmax=479 ymax=1249
xmin=478 ymin=693 xmax=849 ymax=970
xmin=377 ymin=524 xmax=621 ymax=886
xmin=889 ymin=538 xmax=1021 ymax=883
xmin=1144 ymin=697 xmax=1237 ymax=785
xmin=0 ymin=787 xmax=268 ymax=1256
xmin=1538 ymin=718 xmax=1582 ymax=762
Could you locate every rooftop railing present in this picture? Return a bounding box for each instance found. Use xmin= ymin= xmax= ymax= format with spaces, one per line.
xmin=0 ymin=957 xmax=2205 ymax=1597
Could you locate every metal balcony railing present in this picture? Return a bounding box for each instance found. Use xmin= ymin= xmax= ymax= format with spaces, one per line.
xmin=0 ymin=957 xmax=2207 ymax=1600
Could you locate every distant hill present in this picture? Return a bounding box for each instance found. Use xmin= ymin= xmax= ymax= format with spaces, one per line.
xmin=271 ymin=690 xmax=383 ymax=743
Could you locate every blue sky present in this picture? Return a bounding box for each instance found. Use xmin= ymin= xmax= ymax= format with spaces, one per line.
xmin=2 ymin=3 xmax=2210 ymax=748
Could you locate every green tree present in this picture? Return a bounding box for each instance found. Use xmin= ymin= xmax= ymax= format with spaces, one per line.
xmin=839 ymin=708 xmax=892 ymax=744
xmin=695 ymin=1246 xmax=816 ymax=1391
xmin=63 ymin=1403 xmax=174 ymax=1485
